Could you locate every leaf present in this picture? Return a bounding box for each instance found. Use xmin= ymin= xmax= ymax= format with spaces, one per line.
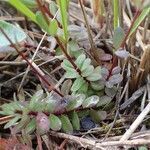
xmin=61 ymin=79 xmax=72 ymax=95
xmin=8 ymin=0 xmax=37 ymax=23
xmin=4 ymin=115 xmax=21 ymax=129
xmin=82 ymin=95 xmax=99 ymax=108
xmin=71 ymin=77 xmax=85 ymax=92
xmin=65 ymin=69 xmax=80 ymax=78
xmin=29 ymin=90 xmax=44 ymax=109
xmin=86 ymin=66 xmax=102 ymax=81
xmin=48 ymin=19 xmax=58 ymax=36
xmin=106 ymin=74 xmax=123 ymax=88
xmin=75 ymin=54 xmax=86 ymax=68
xmin=81 ymin=65 xmax=94 ymax=77
xmin=115 ymin=49 xmax=129 ymax=58
xmin=91 ymin=80 xmax=105 ymax=91
xmin=113 ymin=27 xmax=125 ymax=49
xmin=70 ymin=111 xmax=80 ymax=130
xmin=100 ymin=54 xmax=112 ymax=61
xmin=36 ymin=112 xmax=50 ymax=134
xmin=112 ymin=66 xmax=121 ymax=75
xmin=101 ymin=67 xmax=109 ymax=80
xmin=97 ymin=95 xmax=112 ymax=107
xmin=61 ymin=59 xmax=73 ymax=71
xmin=49 ymin=1 xmax=58 ymax=15
xmin=138 ymin=146 xmax=148 ymax=150
xmin=68 ymin=40 xmax=80 ymax=52
xmin=60 ymin=115 xmax=73 ymax=133
xmin=66 ymin=94 xmax=85 ymax=110
xmin=36 ymin=11 xmax=49 ymax=33
xmin=129 ymin=6 xmax=150 ymax=36
xmin=21 ymin=0 xmax=37 ymax=8
xmin=90 ymin=109 xmax=107 ymax=123
xmin=25 ymin=118 xmax=36 ymax=134
xmin=78 ymin=82 xmax=89 ymax=93
xmin=49 ymin=114 xmax=62 ymax=131
xmin=105 ymin=87 xmax=118 ymax=97
xmin=57 ymin=0 xmax=69 ymax=41
xmin=81 ymin=58 xmax=91 ymax=71
xmin=0 ymin=21 xmax=27 ymax=48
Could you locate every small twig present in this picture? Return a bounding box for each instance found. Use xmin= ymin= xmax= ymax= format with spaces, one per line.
xmin=120 ymin=100 xmax=150 ymax=141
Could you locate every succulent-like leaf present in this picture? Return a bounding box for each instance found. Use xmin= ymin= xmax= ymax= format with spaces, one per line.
xmin=75 ymin=54 xmax=86 ymax=68
xmin=68 ymin=40 xmax=80 ymax=52
xmin=49 ymin=114 xmax=62 ymax=131
xmin=66 ymin=94 xmax=85 ymax=110
xmin=36 ymin=11 xmax=49 ymax=33
xmin=105 ymin=87 xmax=118 ymax=97
xmin=113 ymin=27 xmax=125 ymax=49
xmin=24 ymin=118 xmax=36 ymax=134
xmin=81 ymin=58 xmax=91 ymax=71
xmin=0 ymin=21 xmax=27 ymax=48
xmin=60 ymin=115 xmax=73 ymax=133
xmin=96 ymin=95 xmax=112 ymax=107
xmin=71 ymin=77 xmax=85 ymax=92
xmin=49 ymin=1 xmax=58 ymax=15
xmin=81 ymin=65 xmax=94 ymax=77
xmin=115 ymin=49 xmax=129 ymax=59
xmin=61 ymin=59 xmax=73 ymax=70
xmin=48 ymin=19 xmax=58 ymax=36
xmin=78 ymin=82 xmax=89 ymax=93
xmin=36 ymin=112 xmax=50 ymax=134
xmin=86 ymin=66 xmax=102 ymax=81
xmin=82 ymin=95 xmax=99 ymax=108
xmin=65 ymin=69 xmax=80 ymax=78
xmin=4 ymin=115 xmax=21 ymax=129
xmin=91 ymin=80 xmax=105 ymax=91
xmin=90 ymin=109 xmax=107 ymax=123
xmin=70 ymin=111 xmax=80 ymax=130
xmin=61 ymin=79 xmax=72 ymax=95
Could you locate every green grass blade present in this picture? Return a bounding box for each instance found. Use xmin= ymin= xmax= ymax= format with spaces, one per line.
xmin=113 ymin=0 xmax=119 ymax=29
xmin=8 ymin=0 xmax=37 ymax=23
xmin=129 ymin=6 xmax=150 ymax=36
xmin=57 ymin=0 xmax=69 ymax=41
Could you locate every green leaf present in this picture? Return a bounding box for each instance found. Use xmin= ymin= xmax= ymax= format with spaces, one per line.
xmin=48 ymin=19 xmax=58 ymax=36
xmin=4 ymin=115 xmax=21 ymax=129
xmin=97 ymin=95 xmax=112 ymax=107
xmin=75 ymin=54 xmax=86 ymax=68
xmin=71 ymin=77 xmax=85 ymax=92
xmin=49 ymin=1 xmax=58 ymax=15
xmin=90 ymin=109 xmax=107 ymax=123
xmin=61 ymin=59 xmax=73 ymax=71
xmin=36 ymin=11 xmax=49 ymax=33
xmin=0 ymin=21 xmax=27 ymax=47
xmin=65 ymin=69 xmax=80 ymax=78
xmin=21 ymin=0 xmax=37 ymax=8
xmin=138 ymin=146 xmax=148 ymax=150
xmin=29 ymin=90 xmax=44 ymax=109
xmin=81 ymin=58 xmax=91 ymax=71
xmin=129 ymin=7 xmax=150 ymax=36
xmin=86 ymin=66 xmax=102 ymax=81
xmin=57 ymin=0 xmax=69 ymax=41
xmin=8 ymin=0 xmax=37 ymax=23
xmin=78 ymin=82 xmax=88 ymax=93
xmin=60 ymin=115 xmax=73 ymax=133
xmin=91 ymin=80 xmax=105 ymax=91
xmin=82 ymin=95 xmax=99 ymax=108
xmin=81 ymin=65 xmax=94 ymax=77
xmin=24 ymin=118 xmax=36 ymax=134
xmin=70 ymin=111 xmax=80 ymax=130
xmin=49 ymin=114 xmax=62 ymax=131
xmin=113 ymin=27 xmax=125 ymax=49
xmin=66 ymin=94 xmax=85 ymax=110
xmin=68 ymin=40 xmax=80 ymax=52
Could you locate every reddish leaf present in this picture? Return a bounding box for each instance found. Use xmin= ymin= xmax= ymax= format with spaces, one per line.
xmin=115 ymin=49 xmax=129 ymax=59
xmin=100 ymin=53 xmax=112 ymax=61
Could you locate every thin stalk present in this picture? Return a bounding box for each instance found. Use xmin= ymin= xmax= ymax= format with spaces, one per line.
xmin=78 ymin=0 xmax=100 ymax=64
xmin=0 ymin=27 xmax=63 ymax=97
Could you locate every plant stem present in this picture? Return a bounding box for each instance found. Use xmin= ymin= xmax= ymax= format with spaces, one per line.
xmin=113 ymin=0 xmax=119 ymax=29
xmin=0 ymin=27 xmax=63 ymax=97
xmin=78 ymin=0 xmax=100 ymax=64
